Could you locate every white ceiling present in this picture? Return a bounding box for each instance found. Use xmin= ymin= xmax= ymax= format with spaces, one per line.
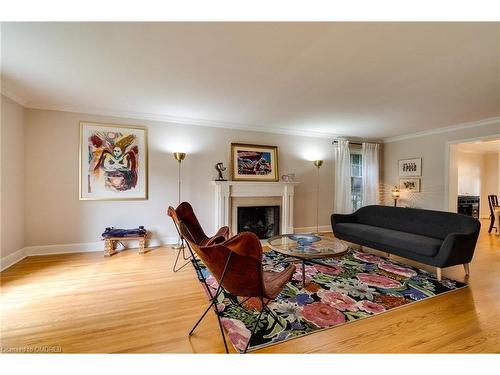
xmin=457 ymin=139 xmax=500 ymax=154
xmin=1 ymin=22 xmax=499 ymax=139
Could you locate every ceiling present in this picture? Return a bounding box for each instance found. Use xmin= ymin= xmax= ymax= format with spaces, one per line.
xmin=1 ymin=22 xmax=499 ymax=139
xmin=456 ymin=139 xmax=500 ymax=154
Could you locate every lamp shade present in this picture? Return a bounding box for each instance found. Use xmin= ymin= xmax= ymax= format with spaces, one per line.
xmin=391 ymin=186 xmax=400 ymax=199
xmin=173 ymin=152 xmax=186 ymax=162
xmin=313 ymin=160 xmax=324 ymax=168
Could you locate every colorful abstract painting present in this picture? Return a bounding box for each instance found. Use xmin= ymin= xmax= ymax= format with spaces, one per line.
xmin=231 ymin=143 xmax=278 ymax=181
xmin=80 ymin=122 xmax=148 ymax=200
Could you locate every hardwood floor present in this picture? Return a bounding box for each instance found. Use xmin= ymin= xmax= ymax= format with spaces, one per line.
xmin=1 ymin=220 xmax=499 ymax=353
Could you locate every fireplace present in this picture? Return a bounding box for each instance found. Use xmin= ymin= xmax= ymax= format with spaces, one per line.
xmin=237 ymin=206 xmax=280 ymax=239
xmin=211 ymin=181 xmax=299 ymax=236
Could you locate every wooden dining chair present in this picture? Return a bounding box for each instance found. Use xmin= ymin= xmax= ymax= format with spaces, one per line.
xmin=178 ymin=223 xmax=295 ymax=353
xmin=488 ymin=195 xmax=498 ymax=233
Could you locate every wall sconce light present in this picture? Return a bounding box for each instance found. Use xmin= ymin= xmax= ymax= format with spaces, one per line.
xmin=391 ymin=186 xmax=400 ymax=207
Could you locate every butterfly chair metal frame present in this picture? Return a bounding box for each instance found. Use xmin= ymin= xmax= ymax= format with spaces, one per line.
xmin=168 ymin=203 xmax=230 ymax=273
xmin=178 ymin=224 xmax=294 ymax=354
xmin=171 ymin=228 xmax=191 ymax=273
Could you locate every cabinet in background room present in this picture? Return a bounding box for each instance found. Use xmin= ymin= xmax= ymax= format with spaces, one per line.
xmin=457 ymin=196 xmax=480 ymax=219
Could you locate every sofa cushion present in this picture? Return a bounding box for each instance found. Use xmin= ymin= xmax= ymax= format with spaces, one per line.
xmin=335 ymin=223 xmax=442 ymax=257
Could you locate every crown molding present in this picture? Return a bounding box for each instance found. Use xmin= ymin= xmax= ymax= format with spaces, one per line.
xmin=25 ymin=102 xmax=339 ymax=140
xmin=11 ymin=96 xmax=500 ymax=143
xmin=0 ymin=87 xmax=28 ymax=106
xmin=384 ymin=116 xmax=500 ymax=143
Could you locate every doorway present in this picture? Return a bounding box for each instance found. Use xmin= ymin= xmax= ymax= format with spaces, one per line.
xmin=446 ymin=136 xmax=500 ymax=218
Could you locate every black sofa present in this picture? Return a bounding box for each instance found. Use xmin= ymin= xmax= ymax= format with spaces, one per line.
xmin=331 ymin=205 xmax=481 ymax=280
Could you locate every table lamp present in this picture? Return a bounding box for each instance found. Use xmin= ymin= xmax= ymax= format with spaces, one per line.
xmin=391 ymin=186 xmax=400 ymax=207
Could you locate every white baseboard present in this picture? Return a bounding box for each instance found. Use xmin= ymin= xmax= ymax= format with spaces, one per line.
xmin=2 ymin=228 xmax=337 ymax=272
xmin=0 ymin=248 xmax=27 ymax=272
xmin=0 ymin=236 xmax=179 ymax=272
xmin=294 ymin=225 xmax=331 ymax=233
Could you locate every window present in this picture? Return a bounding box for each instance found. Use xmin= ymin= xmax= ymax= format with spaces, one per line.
xmin=350 ymin=152 xmax=362 ymax=210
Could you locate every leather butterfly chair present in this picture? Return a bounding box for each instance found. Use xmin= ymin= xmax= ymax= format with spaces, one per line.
xmin=178 ymin=222 xmax=295 ymax=353
xmin=167 ymin=202 xmax=231 ymax=272
xmin=488 ymin=195 xmax=498 ymax=233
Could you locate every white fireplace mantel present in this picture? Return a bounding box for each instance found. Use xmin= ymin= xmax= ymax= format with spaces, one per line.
xmin=211 ymin=181 xmax=299 ymax=235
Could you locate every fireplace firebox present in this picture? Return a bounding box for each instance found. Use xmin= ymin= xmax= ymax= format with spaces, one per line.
xmin=237 ymin=206 xmax=280 ymax=239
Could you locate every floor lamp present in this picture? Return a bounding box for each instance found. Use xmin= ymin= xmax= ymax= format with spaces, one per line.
xmin=314 ymin=160 xmax=324 ymax=234
xmin=173 ymin=152 xmax=186 ymax=250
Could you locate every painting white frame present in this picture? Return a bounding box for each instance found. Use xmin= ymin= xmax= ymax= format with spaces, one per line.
xmin=79 ymin=121 xmax=148 ymax=201
xmin=398 ymin=157 xmax=422 ymax=177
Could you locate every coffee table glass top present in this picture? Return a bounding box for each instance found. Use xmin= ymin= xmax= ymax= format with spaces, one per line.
xmin=267 ymin=234 xmax=348 ymax=259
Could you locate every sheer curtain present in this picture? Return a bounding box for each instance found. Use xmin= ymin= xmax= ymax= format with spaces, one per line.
xmin=362 ymin=142 xmax=380 ymax=206
xmin=334 ymin=139 xmax=353 ymax=214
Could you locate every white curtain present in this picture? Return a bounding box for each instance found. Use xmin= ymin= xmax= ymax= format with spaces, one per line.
xmin=334 ymin=139 xmax=353 ymax=214
xmin=362 ymin=142 xmax=380 ymax=206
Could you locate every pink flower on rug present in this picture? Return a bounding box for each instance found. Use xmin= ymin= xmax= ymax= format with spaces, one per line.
xmin=221 ymin=318 xmax=251 ymax=352
xmin=293 ymin=264 xmax=318 ymax=282
xmin=301 ymin=302 xmax=346 ymax=328
xmin=353 ymin=252 xmax=383 ymax=264
xmin=205 ymin=275 xmax=219 ymax=289
xmin=357 ymin=273 xmax=402 ymax=289
xmin=314 ymin=264 xmax=344 ymax=275
xmin=317 ymin=290 xmax=358 ymax=312
xmin=378 ymin=262 xmax=417 ymax=278
xmin=356 ymin=300 xmax=386 ymax=314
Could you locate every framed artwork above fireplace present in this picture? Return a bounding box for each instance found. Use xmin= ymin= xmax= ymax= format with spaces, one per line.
xmin=230 ymin=143 xmax=279 ymax=181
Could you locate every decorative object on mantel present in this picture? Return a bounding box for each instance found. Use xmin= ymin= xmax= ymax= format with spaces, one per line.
xmin=398 ymin=157 xmax=422 ymax=177
xmin=173 ymin=152 xmax=186 ymax=250
xmin=391 ymin=186 xmax=400 ymax=207
xmin=400 ymin=178 xmax=421 ymax=192
xmin=214 ymin=162 xmax=227 ymax=181
xmin=230 ymin=143 xmax=279 ymax=181
xmin=101 ymin=226 xmax=148 ymax=256
xmin=79 ymin=121 xmax=148 ymax=201
xmin=313 ymin=160 xmax=324 ymax=234
xmin=281 ymin=173 xmax=295 ymax=182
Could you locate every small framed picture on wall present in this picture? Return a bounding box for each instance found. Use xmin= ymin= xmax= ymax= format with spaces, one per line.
xmin=398 ymin=157 xmax=422 ymax=177
xmin=400 ymin=178 xmax=421 ymax=192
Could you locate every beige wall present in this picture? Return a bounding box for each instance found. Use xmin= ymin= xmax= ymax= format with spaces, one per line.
xmin=24 ymin=108 xmax=334 ymax=247
xmin=457 ymin=152 xmax=483 ymax=196
xmin=383 ymin=120 xmax=500 ymax=211
xmin=483 ymin=152 xmax=499 ymax=217
xmin=1 ymin=95 xmax=25 ymax=258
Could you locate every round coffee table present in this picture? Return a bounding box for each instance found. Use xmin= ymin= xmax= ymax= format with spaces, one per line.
xmin=267 ymin=234 xmax=349 ymax=287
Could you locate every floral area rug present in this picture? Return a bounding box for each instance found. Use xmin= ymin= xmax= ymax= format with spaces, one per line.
xmin=192 ymin=248 xmax=467 ymax=353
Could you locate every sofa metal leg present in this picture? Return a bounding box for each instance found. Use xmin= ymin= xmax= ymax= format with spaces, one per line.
xmin=463 ymin=263 xmax=470 ymax=276
xmin=436 ymin=267 xmax=442 ymax=281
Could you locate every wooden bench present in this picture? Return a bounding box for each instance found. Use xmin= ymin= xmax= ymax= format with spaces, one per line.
xmin=103 ymin=236 xmax=147 ymax=256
